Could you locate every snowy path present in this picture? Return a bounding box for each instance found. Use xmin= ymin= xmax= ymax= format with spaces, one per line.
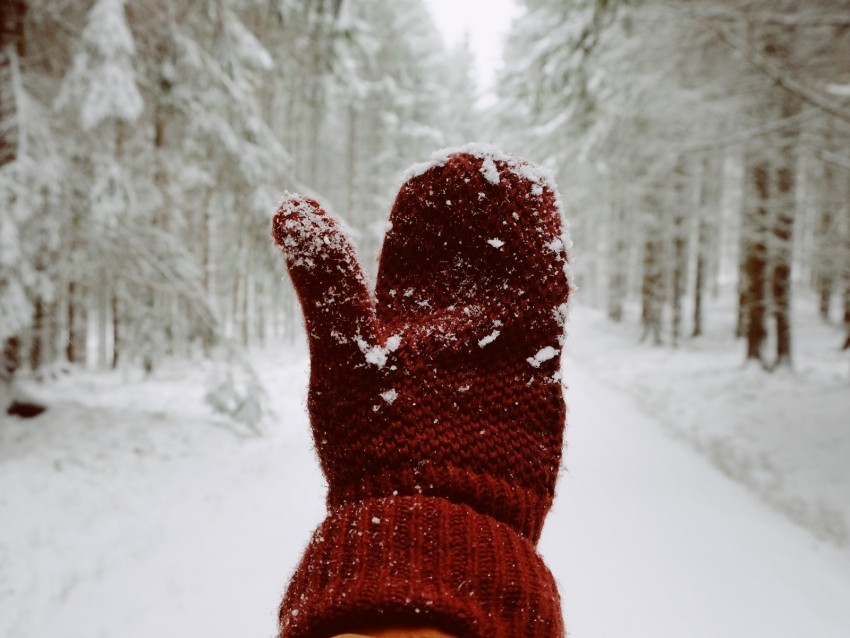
xmin=542 ymin=361 xmax=850 ymax=638
xmin=2 ymin=349 xmax=850 ymax=637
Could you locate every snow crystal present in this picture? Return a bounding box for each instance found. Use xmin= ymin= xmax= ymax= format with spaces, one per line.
xmin=400 ymin=143 xmax=560 ymax=203
xmin=356 ymin=335 xmax=401 ymax=368
xmin=480 ymin=157 xmax=500 ymax=185
xmin=527 ymin=346 xmax=559 ymax=368
xmin=553 ymin=303 xmax=570 ymax=346
xmin=478 ymin=330 xmax=501 ymax=348
xmin=371 ymin=516 xmax=381 ymax=524
xmin=275 ymin=193 xmax=360 ymax=270
xmin=380 ymin=389 xmax=398 ymax=404
xmin=487 ymin=238 xmax=505 ymax=248
xmin=547 ymin=238 xmax=564 ymax=253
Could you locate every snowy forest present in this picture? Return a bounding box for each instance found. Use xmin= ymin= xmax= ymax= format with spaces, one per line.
xmin=2 ymin=0 xmax=850 ymax=385
xmin=3 ymin=1 xmax=850 ymax=637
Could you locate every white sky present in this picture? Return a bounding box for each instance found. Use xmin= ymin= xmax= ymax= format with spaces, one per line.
xmin=423 ymin=0 xmax=521 ymax=105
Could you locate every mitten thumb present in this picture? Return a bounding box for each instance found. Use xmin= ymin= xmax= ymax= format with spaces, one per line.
xmin=272 ymin=194 xmax=376 ymax=362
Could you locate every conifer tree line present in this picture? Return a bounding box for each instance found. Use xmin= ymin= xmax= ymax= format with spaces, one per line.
xmin=3 ymin=0 xmax=850 ymax=384
xmin=496 ymin=0 xmax=850 ymax=369
xmin=0 ymin=0 xmax=477 ymax=381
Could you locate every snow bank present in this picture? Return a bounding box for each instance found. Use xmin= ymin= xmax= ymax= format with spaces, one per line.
xmin=565 ymin=299 xmax=850 ymax=549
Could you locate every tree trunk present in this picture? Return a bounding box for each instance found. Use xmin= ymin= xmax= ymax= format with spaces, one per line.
xmin=842 ymin=172 xmax=850 ymax=350
xmin=693 ymin=152 xmax=721 ymax=338
xmin=607 ymin=199 xmax=626 ymax=322
xmin=66 ymin=281 xmax=87 ymax=365
xmin=814 ymin=158 xmax=839 ymax=321
xmin=2 ymin=336 xmax=20 ymax=385
xmin=0 ymin=0 xmax=26 ymax=163
xmin=770 ymin=163 xmax=795 ymax=369
xmin=640 ymin=201 xmax=664 ymax=346
xmin=735 ymin=225 xmax=748 ymax=339
xmin=743 ymin=158 xmax=769 ymax=364
xmin=0 ymin=2 xmax=27 ymax=390
xmin=112 ymin=293 xmax=120 ymax=368
xmin=29 ymin=298 xmax=42 ymax=371
xmin=96 ymin=271 xmax=109 ymax=368
xmin=670 ymin=162 xmax=688 ymax=347
xmin=766 ymin=24 xmax=799 ymax=370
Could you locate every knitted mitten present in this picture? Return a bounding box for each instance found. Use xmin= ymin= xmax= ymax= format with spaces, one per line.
xmin=272 ymin=146 xmax=571 ymax=638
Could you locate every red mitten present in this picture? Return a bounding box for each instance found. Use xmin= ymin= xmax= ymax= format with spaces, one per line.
xmin=273 ymin=146 xmax=572 ymax=638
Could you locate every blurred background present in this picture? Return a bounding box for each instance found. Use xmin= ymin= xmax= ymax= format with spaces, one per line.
xmin=1 ymin=1 xmax=850 ymax=637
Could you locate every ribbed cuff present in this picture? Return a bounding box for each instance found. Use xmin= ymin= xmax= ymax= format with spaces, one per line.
xmin=279 ymin=496 xmax=563 ymax=638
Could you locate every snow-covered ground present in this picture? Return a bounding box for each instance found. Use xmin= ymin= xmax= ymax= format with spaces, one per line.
xmin=2 ymin=304 xmax=849 ymax=638
xmin=567 ymin=294 xmax=850 ymax=548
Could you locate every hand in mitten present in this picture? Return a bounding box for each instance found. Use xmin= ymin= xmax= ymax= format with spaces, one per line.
xmin=273 ymin=147 xmax=571 ymax=638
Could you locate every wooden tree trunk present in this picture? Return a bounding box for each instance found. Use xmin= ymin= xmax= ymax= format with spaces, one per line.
xmin=742 ymin=158 xmax=769 ymax=364
xmin=29 ymin=298 xmax=43 ymax=371
xmin=0 ymin=1 xmax=27 ymax=387
xmin=640 ymin=195 xmax=664 ymax=345
xmin=66 ymin=280 xmax=87 ymax=365
xmin=607 ymin=199 xmax=627 ymax=322
xmin=112 ymin=293 xmax=120 ymax=368
xmin=96 ymin=270 xmax=109 ymax=368
xmin=814 ymin=156 xmax=840 ymax=322
xmin=770 ymin=162 xmax=795 ymax=369
xmin=693 ymin=152 xmax=721 ymax=338
xmin=670 ymin=161 xmax=688 ymax=347
xmin=766 ymin=24 xmax=800 ymax=370
xmin=843 ymin=171 xmax=850 ymax=350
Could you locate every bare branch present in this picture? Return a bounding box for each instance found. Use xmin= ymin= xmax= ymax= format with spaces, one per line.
xmin=675 ymin=7 xmax=850 ymax=124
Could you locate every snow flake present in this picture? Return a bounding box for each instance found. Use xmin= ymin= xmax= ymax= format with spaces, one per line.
xmin=527 ymin=346 xmax=559 ymax=368
xmin=357 ymin=335 xmax=401 ymax=368
xmin=478 ymin=330 xmax=500 ymax=348
xmin=380 ymin=389 xmax=398 ymax=404
xmin=553 ymin=303 xmax=570 ymax=345
xmin=487 ymin=238 xmax=505 ymax=248
xmin=371 ymin=516 xmax=381 ymax=524
xmin=480 ymin=157 xmax=500 ymax=185
xmin=274 ymin=193 xmax=359 ymax=270
xmin=547 ymin=238 xmax=564 ymax=253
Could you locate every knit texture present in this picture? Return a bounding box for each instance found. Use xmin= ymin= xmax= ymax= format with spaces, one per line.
xmin=273 ymin=146 xmax=571 ymax=638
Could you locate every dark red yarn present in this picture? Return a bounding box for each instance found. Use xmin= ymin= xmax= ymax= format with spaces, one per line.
xmin=272 ymin=150 xmax=571 ymax=638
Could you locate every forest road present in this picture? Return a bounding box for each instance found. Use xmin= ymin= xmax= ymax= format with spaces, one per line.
xmin=542 ymin=357 xmax=850 ymax=638
xmin=3 ymin=351 xmax=850 ymax=638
